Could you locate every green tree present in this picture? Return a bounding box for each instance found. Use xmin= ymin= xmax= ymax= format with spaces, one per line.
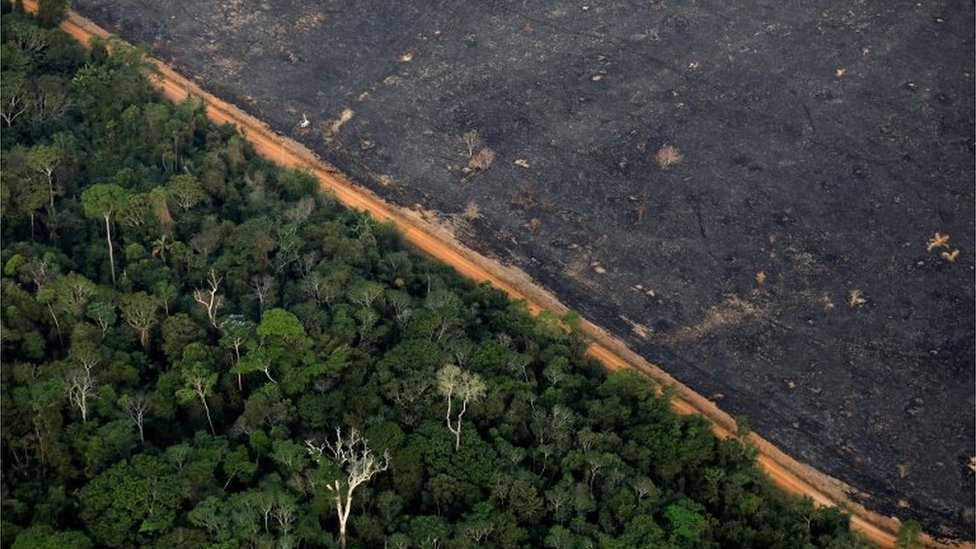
xmin=895 ymin=520 xmax=923 ymax=549
xmin=165 ymin=173 xmax=206 ymax=212
xmin=27 ymin=144 xmax=62 ymax=220
xmin=257 ymin=308 xmax=305 ymax=342
xmin=36 ymin=0 xmax=69 ymax=27
xmin=160 ymin=313 xmax=206 ymax=362
xmin=11 ymin=525 xmax=92 ymax=549
xmin=119 ymin=292 xmax=158 ymax=349
xmin=79 ymin=454 xmax=186 ymax=548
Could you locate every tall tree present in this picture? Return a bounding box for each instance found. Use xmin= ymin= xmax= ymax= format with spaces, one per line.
xmin=0 ymin=74 xmax=30 ymax=127
xmin=436 ymin=364 xmax=487 ymax=451
xmin=118 ymin=393 xmax=151 ymax=443
xmin=119 ymin=292 xmax=158 ymax=349
xmin=27 ymin=144 xmax=63 ymax=220
xmin=81 ymin=184 xmax=129 ymax=285
xmin=306 ymin=427 xmax=390 ymax=549
xmin=192 ymin=269 xmax=224 ymax=328
xmin=176 ymin=343 xmax=219 ymax=434
xmin=166 ymin=173 xmax=206 ymax=212
xmin=219 ymin=315 xmax=255 ymax=391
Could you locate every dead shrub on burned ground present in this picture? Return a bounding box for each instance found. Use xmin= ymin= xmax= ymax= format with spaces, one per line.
xmin=510 ymin=183 xmax=555 ymax=212
xmin=655 ymin=144 xmax=683 ymax=169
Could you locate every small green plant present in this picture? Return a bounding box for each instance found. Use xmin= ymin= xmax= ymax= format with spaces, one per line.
xmin=895 ymin=520 xmax=922 ymax=549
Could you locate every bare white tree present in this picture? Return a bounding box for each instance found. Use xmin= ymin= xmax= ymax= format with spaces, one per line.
xmin=436 ymin=365 xmax=487 ymax=451
xmin=64 ymin=345 xmax=100 ymax=422
xmin=0 ymin=78 xmax=29 ymax=127
xmin=193 ymin=269 xmax=224 ymax=327
xmin=251 ymin=275 xmax=275 ymax=312
xmin=306 ymin=427 xmax=390 ymax=549
xmin=65 ymin=367 xmax=96 ymax=422
xmin=119 ymin=392 xmax=151 ymax=443
xmin=462 ymin=130 xmax=480 ymax=157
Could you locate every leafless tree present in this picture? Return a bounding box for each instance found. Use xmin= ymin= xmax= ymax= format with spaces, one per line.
xmin=0 ymin=78 xmax=29 ymax=127
xmin=436 ymin=365 xmax=487 ymax=451
xmin=386 ymin=290 xmax=413 ymax=329
xmin=462 ymin=130 xmax=480 ymax=157
xmin=390 ymin=374 xmax=431 ymax=427
xmin=119 ymin=392 xmax=151 ymax=443
xmin=272 ymin=495 xmax=297 ymax=537
xmin=33 ymin=83 xmax=72 ymax=125
xmin=306 ymin=427 xmax=390 ymax=549
xmin=300 ymin=272 xmax=328 ymax=305
xmin=193 ymin=269 xmax=224 ymax=327
xmin=251 ymin=275 xmax=275 ymax=312
xmin=64 ymin=352 xmax=98 ymax=423
xmin=21 ymin=256 xmax=54 ymax=290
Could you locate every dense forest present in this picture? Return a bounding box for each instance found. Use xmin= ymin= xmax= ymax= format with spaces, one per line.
xmin=0 ymin=7 xmax=877 ymax=548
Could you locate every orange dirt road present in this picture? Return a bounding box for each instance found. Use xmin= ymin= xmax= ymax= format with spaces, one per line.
xmin=31 ymin=4 xmax=971 ymax=548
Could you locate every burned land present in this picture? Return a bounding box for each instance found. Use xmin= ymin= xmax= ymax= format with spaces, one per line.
xmin=75 ymin=0 xmax=975 ymax=539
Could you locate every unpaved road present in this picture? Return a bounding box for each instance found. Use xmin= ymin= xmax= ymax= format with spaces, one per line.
xmin=39 ymin=4 xmax=972 ymax=548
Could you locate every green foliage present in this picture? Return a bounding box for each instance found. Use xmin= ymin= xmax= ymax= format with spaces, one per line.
xmin=35 ymin=0 xmax=67 ymax=27
xmin=895 ymin=520 xmax=923 ymax=549
xmin=79 ymin=455 xmax=187 ymax=547
xmin=11 ymin=525 xmax=92 ymax=549
xmin=0 ymin=12 xmax=871 ymax=549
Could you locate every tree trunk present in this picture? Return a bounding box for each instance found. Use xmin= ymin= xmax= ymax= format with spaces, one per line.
xmin=46 ymin=303 xmax=63 ymax=346
xmin=47 ymin=173 xmax=55 ymax=216
xmin=455 ymin=401 xmax=467 ymax=451
xmin=29 ymin=212 xmax=34 ymax=242
xmin=104 ymin=213 xmax=116 ymax=285
xmin=234 ymin=345 xmax=242 ymax=391
xmin=199 ymin=392 xmax=216 ymax=434
xmin=337 ymin=491 xmax=351 ymax=549
xmin=137 ymin=421 xmax=145 ymax=443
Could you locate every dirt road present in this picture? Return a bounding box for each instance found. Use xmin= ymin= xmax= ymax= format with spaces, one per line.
xmin=33 ymin=5 xmax=969 ymax=548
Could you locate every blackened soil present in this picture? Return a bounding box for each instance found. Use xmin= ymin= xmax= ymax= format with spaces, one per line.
xmin=75 ymin=0 xmax=975 ymax=539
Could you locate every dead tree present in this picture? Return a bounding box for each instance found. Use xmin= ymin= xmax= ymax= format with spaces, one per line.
xmin=119 ymin=392 xmax=151 ymax=443
xmin=193 ymin=269 xmax=224 ymax=327
xmin=306 ymin=427 xmax=389 ymax=549
xmin=65 ymin=366 xmax=96 ymax=423
xmin=251 ymin=275 xmax=275 ymax=312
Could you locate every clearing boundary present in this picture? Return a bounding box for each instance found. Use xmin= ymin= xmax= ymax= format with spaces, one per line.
xmin=25 ymin=4 xmax=970 ymax=548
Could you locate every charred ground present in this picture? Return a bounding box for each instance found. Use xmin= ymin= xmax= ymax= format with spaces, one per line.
xmin=75 ymin=0 xmax=975 ymax=539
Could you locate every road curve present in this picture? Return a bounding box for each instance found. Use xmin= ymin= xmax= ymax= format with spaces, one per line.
xmin=26 ymin=4 xmax=969 ymax=548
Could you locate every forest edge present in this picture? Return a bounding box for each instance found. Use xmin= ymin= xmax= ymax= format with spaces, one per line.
xmin=20 ymin=2 xmax=969 ymax=548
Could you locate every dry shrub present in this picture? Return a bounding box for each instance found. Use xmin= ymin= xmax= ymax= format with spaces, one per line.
xmin=510 ymin=184 xmax=554 ymax=211
xmin=460 ymin=201 xmax=482 ymax=220
xmin=467 ymin=147 xmax=496 ymax=172
xmin=655 ymin=144 xmax=683 ymax=170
